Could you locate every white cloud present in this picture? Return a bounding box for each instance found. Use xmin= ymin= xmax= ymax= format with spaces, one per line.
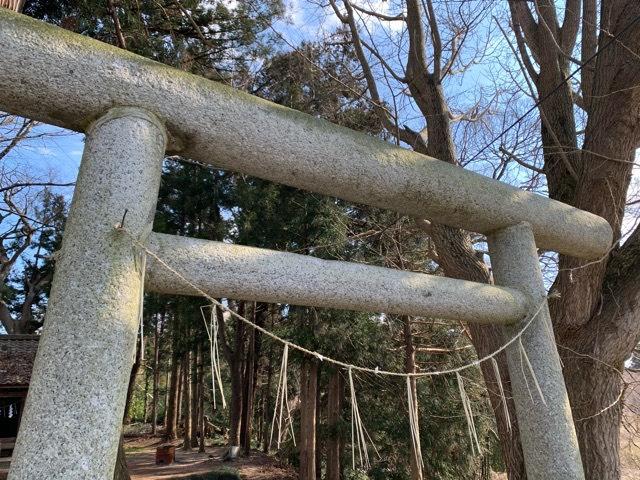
xmin=37 ymin=147 xmax=55 ymax=157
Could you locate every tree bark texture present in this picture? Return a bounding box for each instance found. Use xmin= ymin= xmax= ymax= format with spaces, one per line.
xmin=182 ymin=351 xmax=192 ymax=451
xmin=326 ymin=370 xmax=343 ymax=480
xmin=190 ymin=345 xmax=199 ymax=447
xmin=300 ymin=358 xmax=318 ymax=480
xmin=151 ymin=316 xmax=161 ymax=434
xmin=165 ymin=355 xmax=181 ymax=440
xmin=507 ymin=1 xmax=640 ymax=477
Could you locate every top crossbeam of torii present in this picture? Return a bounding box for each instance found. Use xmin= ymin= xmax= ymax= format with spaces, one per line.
xmin=0 ymin=8 xmax=612 ymax=260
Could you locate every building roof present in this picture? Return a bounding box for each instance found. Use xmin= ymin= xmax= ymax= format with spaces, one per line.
xmin=0 ymin=335 xmax=39 ymax=387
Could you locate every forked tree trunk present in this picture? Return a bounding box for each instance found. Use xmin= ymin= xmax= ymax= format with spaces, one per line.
xmin=326 ymin=370 xmax=343 ymax=480
xmin=299 ymin=358 xmax=318 ymax=480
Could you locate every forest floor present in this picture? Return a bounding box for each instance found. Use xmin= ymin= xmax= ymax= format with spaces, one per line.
xmin=125 ymin=436 xmax=296 ymax=480
xmin=126 ymin=372 xmax=639 ymax=480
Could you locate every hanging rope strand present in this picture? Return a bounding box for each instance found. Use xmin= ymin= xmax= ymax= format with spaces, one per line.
xmin=269 ymin=344 xmax=296 ymax=450
xmin=519 ymin=338 xmax=547 ymax=405
xmin=200 ymin=305 xmax=227 ymax=409
xmin=349 ymin=368 xmax=372 ymax=470
xmin=211 ymin=306 xmax=226 ymax=408
xmin=490 ymin=357 xmax=511 ymax=435
xmin=457 ymin=372 xmax=481 ymax=455
xmin=406 ymin=377 xmax=424 ymax=473
xmin=268 ymin=345 xmax=286 ymax=451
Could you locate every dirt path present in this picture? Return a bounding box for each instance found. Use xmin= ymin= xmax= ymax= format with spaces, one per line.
xmin=125 ymin=438 xmax=296 ymax=480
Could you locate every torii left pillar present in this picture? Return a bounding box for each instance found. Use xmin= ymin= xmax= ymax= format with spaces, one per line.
xmin=8 ymin=108 xmax=166 ymax=479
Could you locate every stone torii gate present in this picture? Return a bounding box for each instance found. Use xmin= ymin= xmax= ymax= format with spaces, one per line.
xmin=0 ymin=9 xmax=612 ymax=480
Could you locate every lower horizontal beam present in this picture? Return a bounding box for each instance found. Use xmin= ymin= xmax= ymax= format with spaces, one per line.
xmin=145 ymin=233 xmax=530 ymax=324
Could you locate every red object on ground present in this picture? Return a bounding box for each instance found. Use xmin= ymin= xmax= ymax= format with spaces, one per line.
xmin=155 ymin=445 xmax=175 ymax=465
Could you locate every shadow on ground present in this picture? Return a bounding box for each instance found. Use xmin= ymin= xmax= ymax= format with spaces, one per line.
xmin=126 ymin=437 xmax=296 ymax=480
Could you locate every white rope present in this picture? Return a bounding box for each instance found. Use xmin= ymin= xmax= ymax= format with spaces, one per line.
xmin=200 ymin=305 xmax=226 ymax=409
xmin=456 ymin=372 xmax=481 ymax=455
xmin=349 ymin=367 xmax=372 ymax=470
xmin=490 ymin=357 xmax=511 ymax=435
xmin=406 ymin=377 xmax=424 ymax=473
xmin=117 ymin=226 xmax=550 ymax=379
xmin=269 ymin=345 xmax=296 ymax=451
xmin=518 ymin=338 xmax=546 ymax=405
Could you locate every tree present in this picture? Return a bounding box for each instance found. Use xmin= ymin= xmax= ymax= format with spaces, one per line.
xmin=320 ymin=0 xmax=640 ymax=478
xmin=1 ymin=188 xmax=67 ymax=334
xmin=0 ymin=1 xmax=25 ymax=12
xmin=504 ymin=2 xmax=640 ymax=478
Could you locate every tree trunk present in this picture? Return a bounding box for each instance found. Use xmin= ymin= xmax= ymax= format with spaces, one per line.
xmin=123 ymin=336 xmax=143 ymax=424
xmin=0 ymin=1 xmax=26 ymax=13
xmin=315 ymin=365 xmax=322 ymax=480
xmin=113 ymin=346 xmax=145 ymax=480
xmin=223 ymin=303 xmax=246 ymax=447
xmin=262 ymin=344 xmax=274 ymax=453
xmin=182 ymin=351 xmax=192 ymax=451
xmin=326 ymin=370 xmax=343 ymax=480
xmin=113 ymin=434 xmax=131 ymax=480
xmin=165 ymin=355 xmax=181 ymax=440
xmin=240 ymin=326 xmax=256 ymax=455
xmin=563 ymin=352 xmax=624 ymax=479
xmin=240 ymin=303 xmax=266 ymax=455
xmin=143 ymin=363 xmax=150 ymax=423
xmin=402 ymin=54 xmax=526 ymax=477
xmin=402 ymin=317 xmax=423 ymax=480
xmin=504 ymin=1 xmax=640 ymax=477
xmin=163 ymin=369 xmax=171 ymax=431
xmin=177 ymin=359 xmax=183 ymax=426
xmin=198 ymin=345 xmax=206 ymax=453
xmin=151 ymin=315 xmax=161 ymax=434
xmin=191 ymin=344 xmax=199 ymax=447
xmin=299 ymin=358 xmax=318 ymax=480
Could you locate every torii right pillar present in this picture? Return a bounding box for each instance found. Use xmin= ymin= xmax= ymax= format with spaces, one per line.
xmin=488 ymin=223 xmax=584 ymax=479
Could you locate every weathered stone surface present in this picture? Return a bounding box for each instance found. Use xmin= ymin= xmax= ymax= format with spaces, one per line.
xmin=0 ymin=9 xmax=612 ymax=259
xmin=146 ymin=232 xmax=530 ymax=324
xmin=8 ymin=108 xmax=166 ymax=480
xmin=488 ymin=223 xmax=585 ymax=480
